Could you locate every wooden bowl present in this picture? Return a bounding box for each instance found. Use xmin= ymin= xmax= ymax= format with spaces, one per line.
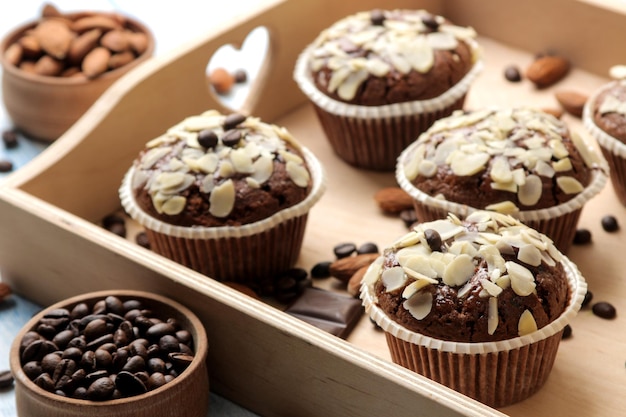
xmin=0 ymin=12 xmax=155 ymax=142
xmin=9 ymin=290 xmax=209 ymax=417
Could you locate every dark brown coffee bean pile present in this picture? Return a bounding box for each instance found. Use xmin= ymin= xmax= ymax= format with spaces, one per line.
xmin=592 ymin=301 xmax=617 ymax=319
xmin=19 ymin=295 xmax=195 ymax=401
xmin=601 ymin=215 xmax=619 ymax=232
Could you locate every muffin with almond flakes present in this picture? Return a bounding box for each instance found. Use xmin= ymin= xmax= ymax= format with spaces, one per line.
xmin=360 ymin=210 xmax=586 ymax=407
xmin=396 ymin=107 xmax=608 ymax=253
xmin=120 ymin=110 xmax=325 ymax=283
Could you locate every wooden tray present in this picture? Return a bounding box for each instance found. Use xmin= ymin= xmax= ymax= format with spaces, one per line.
xmin=1 ymin=0 xmax=624 ymax=415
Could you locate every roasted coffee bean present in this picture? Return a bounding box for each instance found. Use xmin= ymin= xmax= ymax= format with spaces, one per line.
xmin=22 ymin=361 xmax=42 ymax=379
xmin=87 ymin=377 xmax=115 ymax=400
xmin=147 ymin=357 xmax=166 ymax=373
xmin=85 ymin=370 xmax=109 ymax=383
xmin=67 ymin=335 xmax=86 ymax=350
xmin=115 ymin=370 xmax=147 ymax=396
xmin=99 ymin=342 xmax=118 ymax=353
xmin=22 ymin=340 xmax=57 ymax=363
xmin=424 ymin=229 xmax=443 ymax=252
xmin=135 ymin=232 xmax=151 ymax=249
xmin=95 ymin=349 xmax=113 ymax=368
xmin=601 ymin=215 xmax=619 ymax=232
xmin=61 ymin=347 xmax=83 ymax=362
xmin=169 ymin=353 xmax=194 ymax=370
xmin=178 ymin=343 xmax=194 ymax=356
xmin=85 ymin=333 xmax=114 ymax=351
xmin=400 ymin=209 xmax=417 ymax=228
xmin=112 ymin=348 xmax=129 ymax=369
xmin=148 ymin=372 xmax=167 ymax=389
xmin=123 ymin=299 xmax=143 ymax=311
xmin=70 ymin=303 xmax=89 ymax=320
xmin=2 ymin=129 xmax=19 ymax=148
xmin=504 ymin=65 xmax=522 ymax=82
xmin=221 ymin=129 xmax=242 ymax=147
xmin=421 ymin=14 xmax=439 ymax=31
xmin=108 ymin=223 xmax=126 ymax=237
xmin=223 ymin=113 xmax=246 ymax=130
xmin=158 ymin=335 xmax=180 ymax=353
xmin=52 ymin=359 xmax=76 ymax=385
xmin=198 ymin=129 xmax=219 ymax=149
xmin=19 ymin=331 xmax=41 ymax=353
xmin=122 ymin=355 xmax=145 ymax=373
xmin=52 ymin=329 xmax=76 ymax=350
xmin=370 ymin=9 xmax=385 ymax=26
xmin=311 ymin=261 xmax=331 ymax=278
xmin=175 ymin=330 xmax=192 ymax=345
xmin=41 ymin=353 xmax=62 ymax=375
xmin=0 ymin=370 xmax=14 ymax=389
xmin=146 ymin=344 xmax=161 ymax=357
xmin=102 ymin=214 xmax=125 ymax=230
xmin=357 ymin=242 xmax=379 ymax=255
xmin=573 ymin=228 xmax=592 ymax=245
xmin=36 ymin=323 xmax=58 ymax=339
xmin=0 ymin=159 xmax=13 ymax=173
xmin=80 ymin=350 xmax=97 ymax=371
xmin=333 ymin=242 xmax=357 ymax=259
xmin=233 ymin=68 xmax=247 ymax=83
xmin=582 ymin=291 xmax=593 ymax=308
xmin=592 ymin=301 xmax=617 ymax=319
xmin=73 ymin=386 xmax=88 ymax=399
xmin=92 ymin=299 xmax=107 ymax=315
xmin=34 ymin=373 xmax=55 ymax=391
xmin=146 ymin=322 xmax=176 ymax=341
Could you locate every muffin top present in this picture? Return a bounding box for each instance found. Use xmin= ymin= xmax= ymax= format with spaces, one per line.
xmin=400 ymin=107 xmax=600 ymax=212
xmin=130 ymin=110 xmax=312 ymax=227
xmin=306 ymin=9 xmax=479 ymax=105
xmin=362 ymin=211 xmax=570 ymax=342
xmin=591 ymin=80 xmax=626 ymax=142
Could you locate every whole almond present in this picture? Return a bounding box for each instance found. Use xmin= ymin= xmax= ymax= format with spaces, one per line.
xmin=68 ymin=28 xmax=102 ymax=64
xmin=60 ymin=66 xmax=81 ymax=77
xmin=330 ymin=253 xmax=380 ymax=283
xmin=555 ymin=90 xmax=588 ymax=118
xmin=81 ymin=46 xmax=111 ymax=78
xmin=0 ymin=282 xmax=13 ymax=302
xmin=34 ymin=54 xmax=64 ymax=76
xmin=347 ymin=265 xmax=370 ymax=297
xmin=18 ymin=34 xmax=42 ymax=58
xmin=35 ymin=18 xmax=73 ymax=59
xmin=4 ymin=43 xmax=23 ymax=66
xmin=374 ymin=187 xmax=414 ymax=214
xmin=100 ymin=29 xmax=130 ymax=52
xmin=541 ymin=107 xmax=564 ymax=119
xmin=526 ymin=55 xmax=570 ymax=88
xmin=209 ymin=67 xmax=235 ymax=95
xmin=108 ymin=50 xmax=135 ymax=69
xmin=127 ymin=32 xmax=148 ymax=55
xmin=19 ymin=61 xmax=37 ymax=74
xmin=72 ymin=15 xmax=122 ymax=34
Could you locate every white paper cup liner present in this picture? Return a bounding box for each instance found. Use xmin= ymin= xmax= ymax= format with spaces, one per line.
xmin=120 ymin=146 xmax=325 ymax=239
xmin=360 ymin=256 xmax=586 ymax=407
xmin=583 ymin=83 xmax=626 ymax=206
xmin=396 ymin=138 xmax=608 ymax=252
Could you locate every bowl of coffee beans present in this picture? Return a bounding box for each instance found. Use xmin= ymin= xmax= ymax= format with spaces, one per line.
xmin=9 ymin=290 xmax=209 ymax=417
xmin=0 ymin=3 xmax=155 ymax=141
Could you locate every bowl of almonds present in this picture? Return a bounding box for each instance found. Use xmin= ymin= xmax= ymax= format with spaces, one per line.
xmin=9 ymin=290 xmax=209 ymax=417
xmin=0 ymin=3 xmax=155 ymax=141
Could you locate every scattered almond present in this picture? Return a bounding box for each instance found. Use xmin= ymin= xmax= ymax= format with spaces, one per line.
xmin=374 ymin=187 xmax=414 ymax=214
xmin=541 ymin=107 xmax=564 ymax=119
xmin=555 ymin=90 xmax=588 ymax=118
xmin=0 ymin=282 xmax=12 ymax=302
xmin=209 ymin=67 xmax=235 ymax=95
xmin=347 ymin=265 xmax=370 ymax=297
xmin=330 ymin=253 xmax=380 ymax=283
xmin=526 ymin=55 xmax=570 ymax=88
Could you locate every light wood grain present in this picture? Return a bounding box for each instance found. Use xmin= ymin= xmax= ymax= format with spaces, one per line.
xmin=0 ymin=0 xmax=624 ymax=416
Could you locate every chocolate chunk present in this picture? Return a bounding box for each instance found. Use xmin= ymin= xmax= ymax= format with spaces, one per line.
xmin=573 ymin=228 xmax=592 ymax=245
xmin=198 ymin=129 xmax=219 ymax=149
xmin=601 ymin=215 xmax=619 ymax=232
xmin=310 ymin=261 xmax=331 ymax=279
xmin=333 ymin=242 xmax=356 ymax=259
xmin=504 ymin=65 xmax=522 ymax=82
xmin=284 ymin=287 xmax=363 ymax=339
xmin=592 ymin=301 xmax=617 ymax=319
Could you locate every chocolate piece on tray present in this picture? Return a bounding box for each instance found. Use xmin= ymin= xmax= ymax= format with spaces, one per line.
xmin=285 ymin=287 xmax=363 ymax=339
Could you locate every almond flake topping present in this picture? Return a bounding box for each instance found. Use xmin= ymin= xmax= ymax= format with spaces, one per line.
xmin=382 ymin=266 xmax=408 ymax=292
xmin=518 ymin=309 xmax=538 ymax=336
xmin=403 ymin=291 xmax=433 ymax=320
xmin=487 ymin=296 xmax=499 ymax=335
xmin=209 ymin=179 xmax=235 ymax=218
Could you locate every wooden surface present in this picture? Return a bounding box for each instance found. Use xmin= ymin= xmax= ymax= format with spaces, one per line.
xmin=0 ymin=0 xmax=625 ymax=416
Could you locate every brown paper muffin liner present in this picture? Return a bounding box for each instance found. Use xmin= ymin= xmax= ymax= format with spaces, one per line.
xmin=120 ymin=146 xmax=326 ymax=284
xmin=583 ymin=85 xmax=626 ymax=206
xmin=293 ymin=44 xmax=483 ymax=171
xmin=361 ymin=256 xmax=586 ymax=408
xmin=396 ymin=137 xmax=608 ymax=254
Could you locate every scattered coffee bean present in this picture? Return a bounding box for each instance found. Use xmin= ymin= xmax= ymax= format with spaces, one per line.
xmin=356 ymin=242 xmax=379 ymax=255
xmin=102 ymin=214 xmax=125 ymax=229
xmin=582 ymin=290 xmax=593 ymax=308
xmin=424 ymin=229 xmax=442 ymax=252
xmin=0 ymin=370 xmax=14 ymax=389
xmin=223 ymin=113 xmax=247 ymax=130
xmin=2 ymin=129 xmax=19 ymax=148
xmin=421 ymin=14 xmax=439 ymax=31
xmin=233 ymin=68 xmax=247 ymax=83
xmin=310 ymin=261 xmax=331 ymax=279
xmin=400 ymin=209 xmax=418 ymax=229
xmin=135 ymin=232 xmax=151 ymax=249
xmin=601 ymin=215 xmax=619 ymax=232
xmin=370 ymin=9 xmax=385 ymax=26
xmin=19 ymin=295 xmax=196 ymax=400
xmin=333 ymin=242 xmax=356 ymax=259
xmin=221 ymin=129 xmax=242 ymax=147
xmin=198 ymin=129 xmax=219 ymax=149
xmin=573 ymin=228 xmax=592 ymax=245
xmin=504 ymin=65 xmax=522 ymax=82
xmin=108 ymin=222 xmax=127 ymax=238
xmin=592 ymin=301 xmax=617 ymax=319
xmin=0 ymin=159 xmax=14 ymax=173
xmin=561 ymin=324 xmax=572 ymax=340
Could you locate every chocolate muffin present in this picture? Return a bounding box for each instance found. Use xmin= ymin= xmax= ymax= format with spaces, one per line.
xmin=397 ymin=107 xmax=608 ymax=252
xmin=360 ymin=210 xmax=587 ymax=407
xmin=583 ymin=79 xmax=626 ymax=206
xmin=120 ymin=110 xmax=325 ymax=283
xmin=294 ymin=9 xmax=482 ymax=170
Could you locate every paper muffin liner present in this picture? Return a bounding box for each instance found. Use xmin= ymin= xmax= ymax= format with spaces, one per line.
xmin=120 ymin=146 xmax=326 ymax=283
xmin=396 ymin=139 xmax=609 ymax=253
xmin=293 ymin=43 xmax=483 ymax=171
xmin=583 ymin=84 xmax=626 ymax=206
xmin=360 ymin=255 xmax=586 ymax=408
